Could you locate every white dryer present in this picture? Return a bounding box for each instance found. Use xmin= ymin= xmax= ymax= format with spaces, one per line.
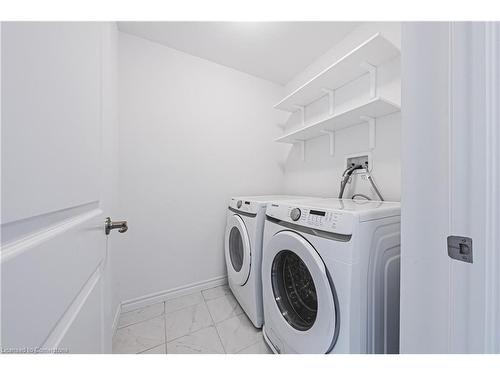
xmin=261 ymin=198 xmax=401 ymax=354
xmin=224 ymin=195 xmax=310 ymax=328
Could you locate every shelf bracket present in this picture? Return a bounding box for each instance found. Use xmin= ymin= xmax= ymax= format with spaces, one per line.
xmin=360 ymin=116 xmax=376 ymax=150
xmin=293 ymin=140 xmax=305 ymax=161
xmin=320 ymin=130 xmax=335 ymax=156
xmin=321 ymin=88 xmax=335 ymax=115
xmin=293 ymin=105 xmax=306 ymax=126
xmin=360 ymin=61 xmax=377 ymax=99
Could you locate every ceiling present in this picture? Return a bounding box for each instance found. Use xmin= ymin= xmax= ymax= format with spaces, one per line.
xmin=117 ymin=22 xmax=360 ymax=85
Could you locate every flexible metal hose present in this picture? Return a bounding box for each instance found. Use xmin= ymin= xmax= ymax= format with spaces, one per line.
xmin=365 ymin=168 xmax=384 ymax=201
xmin=339 ymin=164 xmax=363 ymax=199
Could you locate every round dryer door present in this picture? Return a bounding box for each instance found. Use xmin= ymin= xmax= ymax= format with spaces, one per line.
xmin=263 ymin=230 xmax=339 ymax=353
xmin=224 ymin=214 xmax=251 ymax=286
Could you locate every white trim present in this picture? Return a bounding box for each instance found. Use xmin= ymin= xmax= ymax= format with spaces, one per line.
xmin=445 ymin=21 xmax=500 ymax=354
xmin=120 ymin=275 xmax=228 ymax=313
xmin=446 ymin=21 xmax=455 ymax=353
xmin=483 ymin=21 xmax=500 ymax=354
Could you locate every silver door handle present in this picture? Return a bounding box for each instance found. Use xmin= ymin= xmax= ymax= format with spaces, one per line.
xmin=105 ymin=217 xmax=128 ymax=235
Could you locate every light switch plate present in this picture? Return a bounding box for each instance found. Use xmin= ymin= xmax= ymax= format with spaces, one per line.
xmin=447 ymin=235 xmax=473 ymax=263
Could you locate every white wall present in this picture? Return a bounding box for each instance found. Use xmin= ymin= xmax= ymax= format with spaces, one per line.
xmin=280 ymin=23 xmax=402 ymax=201
xmin=115 ymin=23 xmax=402 ymax=305
xmin=116 ymin=33 xmax=285 ymax=304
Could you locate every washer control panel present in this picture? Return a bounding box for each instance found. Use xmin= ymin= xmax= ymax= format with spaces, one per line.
xmin=267 ymin=204 xmax=354 ymax=235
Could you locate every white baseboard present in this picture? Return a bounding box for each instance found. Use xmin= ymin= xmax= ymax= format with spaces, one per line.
xmin=120 ymin=275 xmax=228 ymax=313
xmin=111 ymin=303 xmax=121 ymax=336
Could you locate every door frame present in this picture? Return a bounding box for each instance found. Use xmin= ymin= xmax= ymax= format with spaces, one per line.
xmin=448 ymin=21 xmax=500 ymax=353
xmin=480 ymin=21 xmax=500 ymax=354
xmin=400 ymin=21 xmax=500 ymax=353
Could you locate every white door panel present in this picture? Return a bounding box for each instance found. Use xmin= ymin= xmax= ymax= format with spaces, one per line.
xmin=1 ymin=22 xmax=103 ymax=224
xmin=1 ymin=210 xmax=105 ymax=349
xmin=1 ymin=22 xmax=118 ymax=353
xmin=57 ymin=270 xmax=103 ymax=354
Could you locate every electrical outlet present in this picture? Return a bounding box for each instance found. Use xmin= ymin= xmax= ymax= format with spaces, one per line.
xmin=346 ymin=154 xmax=370 ymax=173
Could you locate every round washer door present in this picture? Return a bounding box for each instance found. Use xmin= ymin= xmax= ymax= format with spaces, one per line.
xmin=263 ymin=230 xmax=339 ymax=353
xmin=224 ymin=214 xmax=251 ymax=286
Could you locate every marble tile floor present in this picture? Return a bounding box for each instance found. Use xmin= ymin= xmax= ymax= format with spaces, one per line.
xmin=112 ymin=284 xmax=273 ymax=354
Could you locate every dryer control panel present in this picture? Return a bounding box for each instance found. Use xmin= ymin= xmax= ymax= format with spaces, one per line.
xmin=228 ymin=198 xmax=263 ymax=215
xmin=266 ymin=203 xmax=354 ymax=236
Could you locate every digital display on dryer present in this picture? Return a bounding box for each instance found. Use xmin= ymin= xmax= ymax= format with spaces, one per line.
xmin=309 ymin=210 xmax=326 ymax=216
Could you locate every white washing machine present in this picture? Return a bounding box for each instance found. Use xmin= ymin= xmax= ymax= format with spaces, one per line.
xmin=224 ymin=195 xmax=311 ymax=328
xmin=261 ymin=198 xmax=401 ymax=354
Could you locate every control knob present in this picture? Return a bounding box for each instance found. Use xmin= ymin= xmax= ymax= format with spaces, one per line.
xmin=237 ymin=200 xmax=242 ymax=208
xmin=290 ymin=208 xmax=301 ymax=221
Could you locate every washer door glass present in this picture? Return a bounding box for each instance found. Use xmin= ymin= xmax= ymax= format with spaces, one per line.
xmin=272 ymin=250 xmax=317 ymax=331
xmin=229 ymin=226 xmax=244 ymax=272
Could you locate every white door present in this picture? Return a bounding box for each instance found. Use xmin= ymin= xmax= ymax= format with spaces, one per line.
xmin=1 ymin=22 xmax=119 ymax=354
xmin=400 ymin=22 xmax=500 ymax=353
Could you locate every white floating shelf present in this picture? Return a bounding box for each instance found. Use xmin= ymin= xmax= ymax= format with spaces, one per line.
xmin=274 ymin=33 xmax=400 ymax=112
xmin=275 ymin=97 xmax=400 ymax=144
